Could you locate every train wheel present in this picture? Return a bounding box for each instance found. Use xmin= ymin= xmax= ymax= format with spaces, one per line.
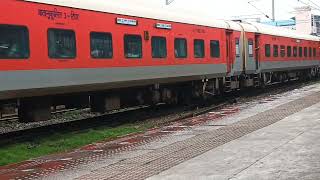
xmin=90 ymin=94 xmax=121 ymax=113
xmin=18 ymin=97 xmax=52 ymax=122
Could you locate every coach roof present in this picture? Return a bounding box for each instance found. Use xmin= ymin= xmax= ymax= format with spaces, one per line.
xmin=248 ymin=22 xmax=320 ymax=41
xmin=24 ymin=0 xmax=230 ymax=29
xmin=25 ymin=0 xmax=320 ymax=41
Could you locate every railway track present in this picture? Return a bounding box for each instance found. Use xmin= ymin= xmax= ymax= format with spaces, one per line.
xmin=0 ymin=107 xmax=84 ymax=122
xmin=0 ymin=104 xmax=159 ymax=135
xmin=0 ymin=79 xmax=318 ymax=146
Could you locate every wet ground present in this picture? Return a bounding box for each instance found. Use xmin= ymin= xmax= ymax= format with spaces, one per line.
xmin=1 ymin=82 xmax=320 ymax=179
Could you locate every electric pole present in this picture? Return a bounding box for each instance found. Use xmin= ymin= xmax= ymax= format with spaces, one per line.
xmin=272 ymin=0 xmax=275 ymax=21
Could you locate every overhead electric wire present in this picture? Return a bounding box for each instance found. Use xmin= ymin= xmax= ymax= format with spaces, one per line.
xmin=166 ymin=0 xmax=175 ymax=5
xmin=248 ymin=0 xmax=273 ymax=20
xmin=297 ymin=0 xmax=320 ymax=11
xmin=306 ymin=0 xmax=320 ymax=10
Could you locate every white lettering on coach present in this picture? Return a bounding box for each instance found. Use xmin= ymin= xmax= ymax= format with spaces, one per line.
xmin=116 ymin=18 xmax=137 ymax=26
xmin=155 ymin=23 xmax=172 ymax=30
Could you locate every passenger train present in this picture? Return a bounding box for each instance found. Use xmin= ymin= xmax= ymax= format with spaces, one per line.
xmin=0 ymin=0 xmax=320 ymax=122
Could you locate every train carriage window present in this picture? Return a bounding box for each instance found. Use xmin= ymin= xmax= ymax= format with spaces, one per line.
xmin=236 ymin=39 xmax=240 ymax=57
xmin=293 ymin=46 xmax=297 ymax=57
xmin=287 ymin=46 xmax=292 ymax=57
xmin=265 ymin=44 xmax=271 ymax=57
xmin=210 ymin=40 xmax=220 ymax=58
xmin=174 ymin=38 xmax=187 ymax=58
xmin=273 ymin=45 xmax=279 ymax=57
xmin=0 ymin=25 xmax=29 ymax=59
xmin=313 ymin=48 xmax=317 ymax=57
xmin=304 ymin=47 xmax=308 ymax=57
xmin=298 ymin=47 xmax=303 ymax=57
xmin=48 ymin=29 xmax=76 ymax=59
xmin=309 ymin=47 xmax=312 ymax=57
xmin=280 ymin=45 xmax=286 ymax=57
xmin=124 ymin=35 xmax=142 ymax=58
xmin=194 ymin=39 xmax=205 ymax=58
xmin=248 ymin=39 xmax=254 ymax=57
xmin=152 ymin=36 xmax=167 ymax=58
xmin=90 ymin=32 xmax=113 ymax=59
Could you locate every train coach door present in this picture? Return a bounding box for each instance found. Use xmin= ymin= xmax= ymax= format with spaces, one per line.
xmin=226 ymin=30 xmax=233 ymax=73
xmin=254 ymin=33 xmax=261 ymax=70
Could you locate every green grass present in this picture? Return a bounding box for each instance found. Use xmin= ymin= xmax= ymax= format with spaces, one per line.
xmin=0 ymin=124 xmax=151 ymax=166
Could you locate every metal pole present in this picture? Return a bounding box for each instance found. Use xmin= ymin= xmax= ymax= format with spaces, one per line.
xmin=272 ymin=0 xmax=275 ymax=21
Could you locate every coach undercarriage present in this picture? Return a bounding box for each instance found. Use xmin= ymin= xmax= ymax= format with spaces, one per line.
xmin=0 ymin=67 xmax=319 ymax=123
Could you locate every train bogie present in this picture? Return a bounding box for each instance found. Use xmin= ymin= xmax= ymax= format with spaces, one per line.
xmin=18 ymin=97 xmax=52 ymax=122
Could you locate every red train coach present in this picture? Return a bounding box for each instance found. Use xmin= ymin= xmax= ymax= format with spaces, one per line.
xmin=0 ymin=0 xmax=319 ymax=122
xmin=251 ymin=22 xmax=320 ymax=83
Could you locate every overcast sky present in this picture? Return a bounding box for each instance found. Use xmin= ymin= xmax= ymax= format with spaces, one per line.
xmin=116 ymin=0 xmax=320 ymax=21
